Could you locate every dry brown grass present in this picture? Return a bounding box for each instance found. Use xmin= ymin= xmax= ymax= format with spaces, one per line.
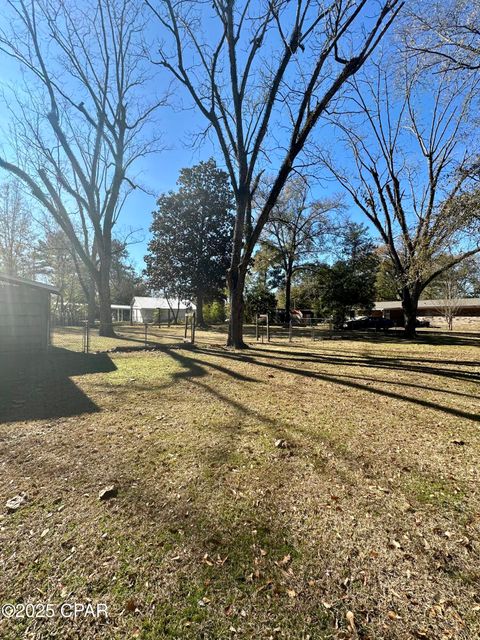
xmin=0 ymin=330 xmax=479 ymax=639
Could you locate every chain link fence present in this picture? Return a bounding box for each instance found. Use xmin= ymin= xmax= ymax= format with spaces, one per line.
xmin=253 ymin=314 xmax=335 ymax=343
xmin=49 ymin=314 xmax=198 ymax=354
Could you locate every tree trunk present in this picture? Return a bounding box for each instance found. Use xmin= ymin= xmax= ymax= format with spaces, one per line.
xmin=196 ymin=294 xmax=205 ymax=327
xmin=227 ymin=265 xmax=247 ymax=348
xmin=98 ymin=263 xmax=115 ymax=337
xmin=402 ymin=287 xmax=419 ymax=339
xmin=227 ymin=187 xmax=248 ymax=348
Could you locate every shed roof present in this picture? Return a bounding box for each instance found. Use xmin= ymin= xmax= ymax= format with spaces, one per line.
xmin=131 ymin=296 xmax=195 ymax=310
xmin=0 ymin=272 xmax=60 ymax=294
xmin=374 ymin=298 xmax=480 ymax=310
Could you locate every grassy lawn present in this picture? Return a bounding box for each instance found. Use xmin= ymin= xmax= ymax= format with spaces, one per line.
xmin=1 ymin=330 xmax=479 ymax=639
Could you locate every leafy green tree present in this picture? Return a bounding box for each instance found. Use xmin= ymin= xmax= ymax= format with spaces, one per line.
xmin=145 ymin=159 xmax=235 ymax=325
xmin=244 ymin=282 xmax=277 ymax=323
xmin=320 ymin=224 xmax=379 ymax=326
xmin=375 ymin=249 xmax=400 ymax=301
xmin=110 ymin=240 xmax=148 ymax=305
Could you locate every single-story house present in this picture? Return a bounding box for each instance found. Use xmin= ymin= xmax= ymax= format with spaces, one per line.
xmin=111 ymin=304 xmax=131 ymax=323
xmin=373 ymin=298 xmax=480 ymax=324
xmin=130 ymin=296 xmax=196 ymax=324
xmin=0 ymin=273 xmax=59 ymax=352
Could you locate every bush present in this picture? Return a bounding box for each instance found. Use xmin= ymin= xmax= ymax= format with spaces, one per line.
xmin=203 ymin=300 xmax=226 ymax=324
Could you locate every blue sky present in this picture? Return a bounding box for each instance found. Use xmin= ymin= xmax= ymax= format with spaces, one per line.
xmin=0 ymin=1 xmax=472 ymax=277
xmin=0 ymin=0 xmax=365 ymax=273
xmin=0 ymin=48 xmax=220 ymax=269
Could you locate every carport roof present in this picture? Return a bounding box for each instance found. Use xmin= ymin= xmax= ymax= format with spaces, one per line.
xmin=131 ymin=296 xmax=196 ymax=310
xmin=374 ymin=298 xmax=480 ymax=310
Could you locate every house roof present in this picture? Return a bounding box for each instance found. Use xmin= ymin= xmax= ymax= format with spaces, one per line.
xmin=131 ymin=296 xmax=196 ymax=310
xmin=0 ymin=272 xmax=60 ymax=294
xmin=111 ymin=304 xmax=131 ymax=310
xmin=374 ymin=298 xmax=480 ymax=310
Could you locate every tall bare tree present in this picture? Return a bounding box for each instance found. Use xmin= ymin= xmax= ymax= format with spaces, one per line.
xmin=0 ymin=0 xmax=162 ymax=336
xmin=0 ymin=179 xmax=37 ymax=277
xmin=405 ymin=0 xmax=480 ymax=74
xmin=147 ymin=0 xmax=403 ymax=347
xmin=323 ymin=63 xmax=480 ymax=336
xmin=260 ymin=177 xmax=337 ymax=323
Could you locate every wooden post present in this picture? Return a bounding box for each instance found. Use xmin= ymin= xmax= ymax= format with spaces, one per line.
xmin=83 ymin=320 xmax=90 ymax=354
xmin=191 ymin=311 xmax=196 ymax=344
xmin=256 ymin=314 xmax=259 ymax=341
xmin=144 ymin=323 xmax=148 ymax=346
xmin=157 ymin=307 xmax=161 ymax=327
xmin=289 ymin=320 xmax=292 ymax=342
xmin=184 ymin=313 xmax=188 ymax=339
xmin=311 ymin=322 xmax=315 ymax=341
xmin=266 ymin=313 xmax=270 ymax=342
xmin=168 ymin=308 xmax=171 ymax=327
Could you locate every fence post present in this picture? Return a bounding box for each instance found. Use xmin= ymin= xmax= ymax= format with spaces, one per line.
xmin=266 ymin=313 xmax=270 ymax=342
xmin=83 ymin=320 xmax=90 ymax=354
xmin=289 ymin=320 xmax=292 ymax=343
xmin=191 ymin=311 xmax=196 ymax=344
xmin=168 ymin=308 xmax=171 ymax=327
xmin=184 ymin=313 xmax=188 ymax=340
xmin=144 ymin=323 xmax=148 ymax=346
xmin=157 ymin=308 xmax=161 ymax=327
xmin=255 ymin=314 xmax=259 ymax=341
xmin=311 ymin=322 xmax=315 ymax=341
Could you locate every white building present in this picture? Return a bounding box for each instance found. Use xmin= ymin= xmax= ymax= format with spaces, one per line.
xmin=111 ymin=304 xmax=132 ymax=322
xmin=130 ymin=296 xmax=195 ymax=324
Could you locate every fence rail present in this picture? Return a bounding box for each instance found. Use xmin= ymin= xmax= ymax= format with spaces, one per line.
xmin=254 ymin=314 xmax=334 ymax=343
xmin=49 ymin=316 xmax=198 ymax=354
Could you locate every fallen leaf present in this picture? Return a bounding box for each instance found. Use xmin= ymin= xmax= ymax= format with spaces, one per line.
xmin=346 ymin=610 xmax=355 ymax=631
xmin=125 ymin=598 xmax=136 ymax=613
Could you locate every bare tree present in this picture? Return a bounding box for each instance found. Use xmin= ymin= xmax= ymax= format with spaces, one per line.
xmin=435 ymin=278 xmax=464 ymax=331
xmin=405 ymin=0 xmax=480 ymax=73
xmin=260 ymin=177 xmax=337 ymax=323
xmin=0 ymin=0 xmax=162 ymax=336
xmin=147 ymin=0 xmax=403 ymax=347
xmin=323 ymin=63 xmax=480 ymax=337
xmin=0 ymin=179 xmax=38 ymax=277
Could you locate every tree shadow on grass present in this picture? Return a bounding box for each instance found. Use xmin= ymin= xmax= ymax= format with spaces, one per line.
xmin=156 ymin=343 xmax=480 ymax=423
xmin=342 ymin=329 xmax=480 ymax=348
xmin=0 ymin=347 xmax=116 ymax=423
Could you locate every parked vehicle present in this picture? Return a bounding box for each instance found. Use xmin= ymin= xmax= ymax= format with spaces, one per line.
xmin=342 ymin=316 xmax=394 ymax=331
xmin=416 ymin=318 xmax=431 ymax=327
